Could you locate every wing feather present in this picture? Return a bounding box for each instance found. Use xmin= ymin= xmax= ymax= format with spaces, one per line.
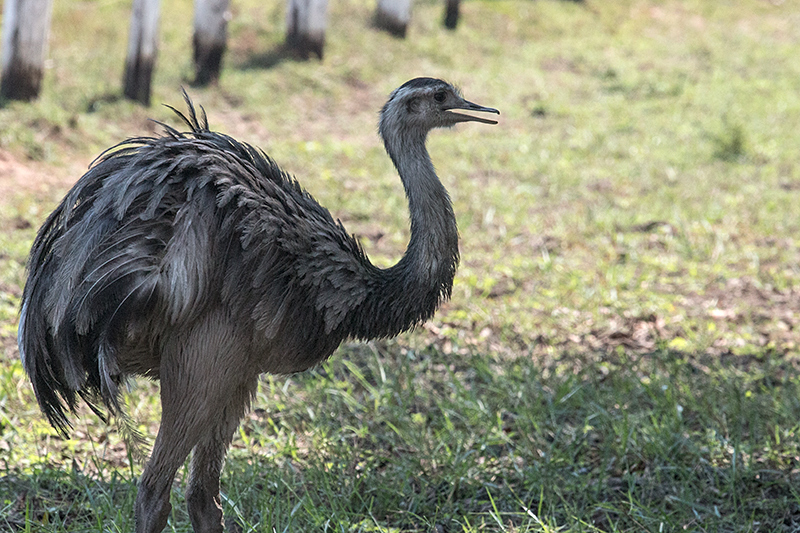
xmin=19 ymin=97 xmax=381 ymax=432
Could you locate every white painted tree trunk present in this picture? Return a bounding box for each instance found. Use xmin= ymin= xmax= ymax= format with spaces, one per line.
xmin=375 ymin=0 xmax=411 ymax=38
xmin=123 ymin=0 xmax=161 ymax=105
xmin=443 ymin=0 xmax=459 ymax=30
xmin=0 ymin=0 xmax=54 ymax=100
xmin=286 ymin=0 xmax=328 ymax=59
xmin=193 ymin=0 xmax=230 ymax=85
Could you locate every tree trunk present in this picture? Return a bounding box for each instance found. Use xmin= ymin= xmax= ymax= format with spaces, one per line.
xmin=193 ymin=0 xmax=229 ymax=85
xmin=0 ymin=0 xmax=54 ymax=101
xmin=375 ymin=0 xmax=411 ymax=38
xmin=443 ymin=0 xmax=459 ymax=30
xmin=123 ymin=0 xmax=161 ymax=106
xmin=285 ymin=0 xmax=328 ymax=60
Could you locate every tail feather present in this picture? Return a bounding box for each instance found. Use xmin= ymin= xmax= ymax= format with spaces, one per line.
xmin=19 ymin=144 xmax=169 ymax=436
xmin=19 ymin=298 xmax=77 ymax=436
xmin=18 ymin=89 xmax=292 ymax=439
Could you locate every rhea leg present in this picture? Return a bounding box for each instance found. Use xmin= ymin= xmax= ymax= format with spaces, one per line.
xmin=133 ymin=314 xmax=253 ymax=533
xmin=186 ymin=379 xmax=257 ymax=533
xmin=135 ymin=382 xmax=206 ymax=533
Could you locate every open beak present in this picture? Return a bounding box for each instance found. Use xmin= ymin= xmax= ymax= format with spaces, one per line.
xmin=445 ymin=99 xmax=500 ymax=125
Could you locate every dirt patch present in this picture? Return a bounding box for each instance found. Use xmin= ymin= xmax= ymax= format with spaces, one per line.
xmin=0 ymin=149 xmax=85 ymax=200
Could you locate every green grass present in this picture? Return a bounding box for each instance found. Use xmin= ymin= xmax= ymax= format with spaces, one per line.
xmin=3 ymin=347 xmax=800 ymax=531
xmin=2 ymin=0 xmax=800 ymax=531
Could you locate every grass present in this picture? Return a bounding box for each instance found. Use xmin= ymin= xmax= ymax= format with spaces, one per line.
xmin=1 ymin=0 xmax=800 ymax=530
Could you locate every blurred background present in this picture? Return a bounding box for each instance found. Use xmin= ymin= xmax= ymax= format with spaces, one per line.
xmin=1 ymin=1 xmax=800 ymax=531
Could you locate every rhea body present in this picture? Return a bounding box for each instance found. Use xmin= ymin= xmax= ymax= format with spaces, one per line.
xmin=18 ymin=78 xmax=498 ymax=533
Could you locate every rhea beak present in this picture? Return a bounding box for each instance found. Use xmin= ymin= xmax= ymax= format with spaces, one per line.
xmin=445 ymin=99 xmax=500 ymax=125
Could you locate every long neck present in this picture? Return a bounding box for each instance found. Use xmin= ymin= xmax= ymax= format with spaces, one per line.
xmin=353 ymin=127 xmax=459 ymax=340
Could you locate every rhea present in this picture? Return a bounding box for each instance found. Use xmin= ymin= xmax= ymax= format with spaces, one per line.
xmin=18 ymin=78 xmax=498 ymax=533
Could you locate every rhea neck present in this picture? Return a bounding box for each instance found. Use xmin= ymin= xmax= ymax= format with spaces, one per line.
xmin=354 ymin=116 xmax=459 ymax=339
xmin=385 ymin=116 xmax=459 ymax=279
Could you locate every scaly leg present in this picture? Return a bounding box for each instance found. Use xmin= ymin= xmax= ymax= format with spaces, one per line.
xmin=134 ymin=313 xmax=254 ymax=533
xmin=135 ymin=382 xmax=205 ymax=533
xmin=186 ymin=378 xmax=257 ymax=533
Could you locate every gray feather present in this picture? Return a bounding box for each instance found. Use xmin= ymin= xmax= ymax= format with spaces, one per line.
xmin=18 ymin=79 xmax=496 ymax=441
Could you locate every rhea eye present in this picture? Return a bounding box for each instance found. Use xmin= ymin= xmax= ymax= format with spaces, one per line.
xmin=433 ymin=91 xmax=446 ymax=103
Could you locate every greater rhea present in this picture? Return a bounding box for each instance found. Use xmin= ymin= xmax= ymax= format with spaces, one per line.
xmin=18 ymin=77 xmax=499 ymax=533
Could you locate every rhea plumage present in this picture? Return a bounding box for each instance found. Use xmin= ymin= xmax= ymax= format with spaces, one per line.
xmin=18 ymin=77 xmax=498 ymax=533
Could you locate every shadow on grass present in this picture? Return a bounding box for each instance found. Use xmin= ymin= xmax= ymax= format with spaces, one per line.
xmin=0 ymin=466 xmax=136 ymax=532
xmin=84 ymin=93 xmax=125 ymax=114
xmin=4 ymin=344 xmax=800 ymax=531
xmin=237 ymin=44 xmax=298 ymax=71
